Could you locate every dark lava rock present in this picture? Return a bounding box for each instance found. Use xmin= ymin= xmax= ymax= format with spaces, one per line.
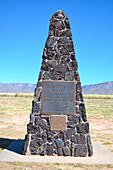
xmin=35 ymin=138 xmax=43 ymax=146
xmin=46 ymin=144 xmax=53 ymax=156
xmin=30 ymin=140 xmax=39 ymax=155
xmin=52 ymin=140 xmax=57 ymax=148
xmin=87 ymin=134 xmax=93 ymax=157
xmin=68 ymin=114 xmax=80 ymax=123
xmin=23 ymin=134 xmax=30 ymax=154
xmin=54 ymin=63 xmax=68 ymax=74
xmin=71 ymin=143 xmax=77 ymax=156
xmin=32 ymin=101 xmax=41 ymax=112
xmin=55 ymin=139 xmax=64 ymax=148
xmin=64 ymin=140 xmax=71 ymax=147
xmin=71 ymin=134 xmax=87 ymax=144
xmin=57 ymin=148 xmax=63 ymax=156
xmin=76 ymin=122 xmax=89 ymax=134
xmin=47 ymin=60 xmax=57 ymax=68
xmin=65 ymin=71 xmax=74 ymax=81
xmin=34 ymin=87 xmax=42 ymax=102
xmin=42 ymin=131 xmax=47 ymax=142
xmin=59 ymin=36 xmax=70 ymax=43
xmin=74 ymin=144 xmax=87 ymax=157
xmin=63 ymin=146 xmax=70 ymax=156
xmin=67 ymin=121 xmax=76 ymax=128
xmin=66 ymin=128 xmax=76 ymax=139
xmin=42 ymin=71 xmax=51 ymax=80
xmin=27 ymin=123 xmax=38 ymax=134
xmin=47 ymin=37 xmax=58 ymax=48
xmin=30 ymin=146 xmax=37 ymax=155
xmin=47 ymin=131 xmax=54 ymax=139
xmin=35 ymin=116 xmax=46 ymax=130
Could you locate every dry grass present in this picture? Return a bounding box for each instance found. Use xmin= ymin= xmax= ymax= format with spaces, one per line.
xmin=84 ymin=94 xmax=113 ymax=99
xmin=0 ymin=93 xmax=113 ymax=99
xmin=0 ymin=162 xmax=113 ymax=170
xmin=0 ymin=96 xmax=32 ymax=140
xmin=0 ymin=93 xmax=34 ymax=97
xmin=85 ymin=98 xmax=113 ymax=120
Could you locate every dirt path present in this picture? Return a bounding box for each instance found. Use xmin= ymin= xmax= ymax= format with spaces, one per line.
xmin=89 ymin=119 xmax=113 ymax=153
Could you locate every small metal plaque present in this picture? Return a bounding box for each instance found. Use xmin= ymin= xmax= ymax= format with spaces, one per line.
xmin=41 ymin=80 xmax=76 ymax=115
xmin=50 ymin=115 xmax=66 ymax=131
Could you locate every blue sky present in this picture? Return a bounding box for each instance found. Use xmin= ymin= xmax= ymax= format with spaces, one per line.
xmin=0 ymin=0 xmax=113 ymax=86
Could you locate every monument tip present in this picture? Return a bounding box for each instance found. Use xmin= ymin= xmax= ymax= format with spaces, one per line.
xmin=52 ymin=10 xmax=68 ymax=19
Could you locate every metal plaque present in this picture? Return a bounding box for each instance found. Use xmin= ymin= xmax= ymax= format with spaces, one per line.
xmin=50 ymin=115 xmax=66 ymax=131
xmin=41 ymin=80 xmax=76 ymax=115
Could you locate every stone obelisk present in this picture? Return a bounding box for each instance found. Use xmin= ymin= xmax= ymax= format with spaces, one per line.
xmin=23 ymin=10 xmax=93 ymax=157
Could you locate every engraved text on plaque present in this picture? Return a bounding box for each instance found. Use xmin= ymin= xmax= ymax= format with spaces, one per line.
xmin=41 ymin=80 xmax=76 ymax=115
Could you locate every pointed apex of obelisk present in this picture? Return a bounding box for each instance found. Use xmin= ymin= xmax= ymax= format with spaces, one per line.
xmin=49 ymin=10 xmax=71 ymax=35
xmin=52 ymin=10 xmax=68 ymax=19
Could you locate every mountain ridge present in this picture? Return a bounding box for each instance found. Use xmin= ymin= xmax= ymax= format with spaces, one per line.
xmin=0 ymin=81 xmax=113 ymax=94
xmin=82 ymin=81 xmax=113 ymax=95
xmin=0 ymin=83 xmax=36 ymax=93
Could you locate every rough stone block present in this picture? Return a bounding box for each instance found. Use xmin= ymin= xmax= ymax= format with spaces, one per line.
xmin=40 ymin=149 xmax=47 ymax=156
xmin=71 ymin=53 xmax=75 ymax=60
xmin=64 ymin=140 xmax=71 ymax=147
xmin=47 ymin=37 xmax=57 ymax=48
xmin=76 ymin=122 xmax=89 ymax=134
xmin=23 ymin=134 xmax=30 ymax=155
xmin=30 ymin=146 xmax=37 ymax=155
xmin=63 ymin=146 xmax=70 ymax=156
xmin=54 ymin=63 xmax=68 ymax=74
xmin=59 ymin=36 xmax=70 ymax=43
xmin=35 ymin=116 xmax=46 ymax=130
xmin=71 ymin=134 xmax=87 ymax=144
xmin=35 ymin=138 xmax=43 ymax=146
xmin=47 ymin=60 xmax=57 ymax=67
xmin=58 ymin=131 xmax=66 ymax=141
xmin=42 ymin=71 xmax=51 ymax=80
xmin=32 ymin=101 xmax=41 ymax=112
xmin=46 ymin=49 xmax=55 ymax=60
xmin=64 ymin=19 xmax=70 ymax=29
xmin=66 ymin=128 xmax=76 ymax=139
xmin=67 ymin=121 xmax=76 ymax=128
xmin=65 ymin=71 xmax=74 ymax=81
xmin=57 ymin=148 xmax=63 ymax=156
xmin=87 ymin=134 xmax=93 ymax=157
xmin=71 ymin=143 xmax=77 ymax=156
xmin=50 ymin=71 xmax=64 ymax=80
xmin=59 ymin=29 xmax=72 ymax=37
xmin=55 ymin=139 xmax=64 ymax=148
xmin=34 ymin=87 xmax=42 ymax=102
xmin=74 ymin=144 xmax=87 ymax=157
xmin=47 ymin=131 xmax=55 ymax=140
xmin=42 ymin=131 xmax=47 ymax=142
xmin=30 ymin=140 xmax=39 ymax=155
xmin=52 ymin=140 xmax=57 ymax=148
xmin=27 ymin=123 xmax=37 ymax=134
xmin=46 ymin=144 xmax=53 ymax=155
xmin=68 ymin=114 xmax=80 ymax=123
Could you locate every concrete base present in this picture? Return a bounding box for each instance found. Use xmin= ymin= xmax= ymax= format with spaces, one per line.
xmin=0 ymin=140 xmax=113 ymax=164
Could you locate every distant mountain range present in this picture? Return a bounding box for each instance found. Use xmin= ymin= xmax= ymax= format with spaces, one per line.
xmin=82 ymin=81 xmax=113 ymax=95
xmin=0 ymin=81 xmax=113 ymax=95
xmin=0 ymin=83 xmax=36 ymax=93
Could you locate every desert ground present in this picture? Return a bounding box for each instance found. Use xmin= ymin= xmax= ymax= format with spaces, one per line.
xmin=0 ymin=94 xmax=113 ymax=169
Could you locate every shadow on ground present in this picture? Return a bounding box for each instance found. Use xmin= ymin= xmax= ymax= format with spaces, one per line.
xmin=0 ymin=138 xmax=24 ymax=155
